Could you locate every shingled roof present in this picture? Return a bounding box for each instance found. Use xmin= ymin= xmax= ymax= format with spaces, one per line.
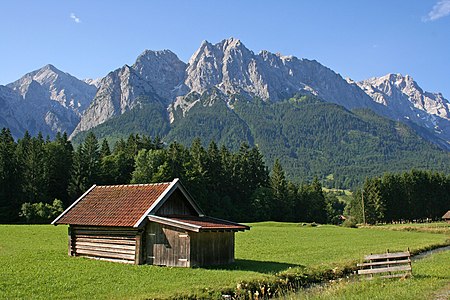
xmin=442 ymin=210 xmax=450 ymax=220
xmin=52 ymin=178 xmax=248 ymax=231
xmin=53 ymin=182 xmax=174 ymax=227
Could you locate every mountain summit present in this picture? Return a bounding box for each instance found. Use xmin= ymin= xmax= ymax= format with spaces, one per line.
xmin=182 ymin=38 xmax=376 ymax=108
xmin=0 ymin=38 xmax=449 ymax=151
xmin=354 ymin=73 xmax=450 ymax=147
xmin=1 ymin=64 xmax=96 ymax=137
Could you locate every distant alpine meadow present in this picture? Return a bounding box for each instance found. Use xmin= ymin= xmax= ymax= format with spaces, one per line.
xmin=1 ymin=222 xmax=449 ymax=299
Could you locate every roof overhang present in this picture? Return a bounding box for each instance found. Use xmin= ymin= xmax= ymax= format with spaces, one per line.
xmin=148 ymin=215 xmax=203 ymax=232
xmin=147 ymin=215 xmax=250 ymax=232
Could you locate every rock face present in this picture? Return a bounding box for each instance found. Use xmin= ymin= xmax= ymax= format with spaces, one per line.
xmin=71 ymin=50 xmax=186 ymax=137
xmin=71 ymin=65 xmax=158 ymax=136
xmin=169 ymin=38 xmax=381 ymax=121
xmin=355 ymin=74 xmax=450 ymax=147
xmin=8 ymin=64 xmax=96 ymax=116
xmin=2 ymin=64 xmax=97 ymax=138
xmin=133 ymin=49 xmax=187 ymax=101
xmin=2 ymin=38 xmax=449 ymax=150
xmin=181 ymin=38 xmax=376 ymax=110
xmin=0 ymin=85 xmax=23 ymax=137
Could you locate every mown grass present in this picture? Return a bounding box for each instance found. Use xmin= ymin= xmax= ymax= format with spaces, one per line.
xmin=235 ymin=222 xmax=449 ymax=268
xmin=0 ymin=223 xmax=448 ymax=299
xmin=289 ymin=250 xmax=450 ymax=300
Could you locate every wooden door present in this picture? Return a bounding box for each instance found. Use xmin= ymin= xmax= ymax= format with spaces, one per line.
xmin=178 ymin=233 xmax=189 ymax=267
xmin=146 ymin=231 xmax=155 ymax=264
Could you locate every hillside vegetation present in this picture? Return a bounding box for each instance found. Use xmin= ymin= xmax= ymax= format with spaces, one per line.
xmin=72 ymin=95 xmax=450 ymax=188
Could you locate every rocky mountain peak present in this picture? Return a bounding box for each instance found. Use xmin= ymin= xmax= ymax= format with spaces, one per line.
xmin=41 ymin=63 xmax=60 ymax=73
xmin=3 ymin=64 xmax=97 ymax=138
xmin=132 ymin=49 xmax=186 ymax=101
xmin=181 ymin=38 xmax=379 ymax=111
xmin=3 ymin=38 xmax=449 ymax=150
xmin=217 ymin=37 xmax=249 ymax=53
xmin=356 ymin=73 xmax=450 ymax=146
xmin=70 ymin=63 xmax=160 ymax=138
xmin=7 ymin=64 xmax=96 ymax=113
xmin=360 ymin=73 xmax=429 ymax=104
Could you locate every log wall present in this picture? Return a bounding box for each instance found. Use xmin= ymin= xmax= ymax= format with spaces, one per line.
xmin=70 ymin=226 xmax=139 ymax=264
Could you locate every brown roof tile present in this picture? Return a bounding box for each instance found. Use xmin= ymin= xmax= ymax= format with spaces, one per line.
xmin=443 ymin=210 xmax=450 ymax=219
xmin=55 ymin=183 xmax=171 ymax=227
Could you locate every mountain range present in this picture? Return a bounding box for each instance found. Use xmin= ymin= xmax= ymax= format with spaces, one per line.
xmin=1 ymin=38 xmax=449 ymax=186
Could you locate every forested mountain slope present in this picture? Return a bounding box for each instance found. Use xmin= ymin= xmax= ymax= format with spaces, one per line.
xmin=72 ymin=95 xmax=450 ymax=188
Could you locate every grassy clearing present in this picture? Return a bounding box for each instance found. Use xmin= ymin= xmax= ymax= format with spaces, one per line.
xmin=0 ymin=223 xmax=449 ymax=299
xmin=289 ymin=250 xmax=450 ymax=300
xmin=322 ymin=188 xmax=353 ymax=204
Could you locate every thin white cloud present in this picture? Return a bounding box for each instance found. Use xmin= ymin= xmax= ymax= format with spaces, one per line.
xmin=423 ymin=0 xmax=450 ymax=22
xmin=70 ymin=13 xmax=81 ymax=24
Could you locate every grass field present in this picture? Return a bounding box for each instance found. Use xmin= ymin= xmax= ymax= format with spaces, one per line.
xmin=0 ymin=223 xmax=449 ymax=299
xmin=291 ymin=250 xmax=450 ymax=300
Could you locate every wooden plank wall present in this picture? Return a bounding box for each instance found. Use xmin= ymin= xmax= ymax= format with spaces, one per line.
xmin=146 ymin=223 xmax=190 ymax=267
xmin=71 ymin=226 xmax=138 ymax=264
xmin=190 ymin=231 xmax=235 ymax=267
xmin=155 ymin=189 xmax=197 ymax=216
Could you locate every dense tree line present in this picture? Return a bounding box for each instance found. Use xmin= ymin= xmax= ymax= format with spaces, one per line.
xmin=0 ymin=128 xmax=335 ymax=224
xmin=348 ymin=170 xmax=450 ymax=224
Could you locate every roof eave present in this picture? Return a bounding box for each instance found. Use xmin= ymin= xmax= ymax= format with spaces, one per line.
xmin=148 ymin=215 xmax=202 ymax=232
xmin=205 ymin=216 xmax=250 ymax=231
xmin=51 ymin=184 xmax=97 ymax=225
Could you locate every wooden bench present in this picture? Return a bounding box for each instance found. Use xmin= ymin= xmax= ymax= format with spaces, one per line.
xmin=357 ymin=250 xmax=412 ymax=279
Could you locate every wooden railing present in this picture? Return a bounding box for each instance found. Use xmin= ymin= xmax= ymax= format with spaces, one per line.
xmin=357 ymin=250 xmax=412 ymax=279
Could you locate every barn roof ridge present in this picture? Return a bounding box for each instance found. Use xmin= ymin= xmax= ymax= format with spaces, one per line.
xmin=96 ymin=182 xmax=172 ymax=188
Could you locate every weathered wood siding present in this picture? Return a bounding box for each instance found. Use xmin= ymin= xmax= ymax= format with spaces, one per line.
xmin=190 ymin=231 xmax=235 ymax=267
xmin=70 ymin=226 xmax=139 ymax=264
xmin=155 ymin=189 xmax=197 ymax=216
xmin=145 ymin=222 xmax=190 ymax=267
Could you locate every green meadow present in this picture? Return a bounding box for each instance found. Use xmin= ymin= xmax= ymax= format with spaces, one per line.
xmin=290 ymin=250 xmax=450 ymax=300
xmin=0 ymin=223 xmax=449 ymax=299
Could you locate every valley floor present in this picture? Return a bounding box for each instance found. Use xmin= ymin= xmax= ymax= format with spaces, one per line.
xmin=0 ymin=222 xmax=448 ymax=299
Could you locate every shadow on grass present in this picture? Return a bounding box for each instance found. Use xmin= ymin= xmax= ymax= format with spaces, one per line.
xmin=413 ymin=274 xmax=450 ymax=280
xmin=203 ymin=259 xmax=305 ymax=274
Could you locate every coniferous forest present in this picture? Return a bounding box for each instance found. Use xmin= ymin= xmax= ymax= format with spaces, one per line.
xmin=0 ymin=127 xmax=448 ymax=224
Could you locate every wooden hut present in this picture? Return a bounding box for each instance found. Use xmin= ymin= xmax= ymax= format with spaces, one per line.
xmin=442 ymin=210 xmax=450 ymax=223
xmin=52 ymin=178 xmax=249 ymax=266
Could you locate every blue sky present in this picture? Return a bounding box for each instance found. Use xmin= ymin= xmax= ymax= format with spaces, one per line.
xmin=1 ymin=1 xmax=449 ymax=98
